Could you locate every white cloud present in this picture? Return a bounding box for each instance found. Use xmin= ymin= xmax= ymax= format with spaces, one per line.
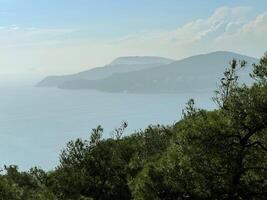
xmin=111 ymin=6 xmax=266 ymax=59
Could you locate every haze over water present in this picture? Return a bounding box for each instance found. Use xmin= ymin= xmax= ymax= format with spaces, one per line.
xmin=0 ymin=84 xmax=214 ymax=170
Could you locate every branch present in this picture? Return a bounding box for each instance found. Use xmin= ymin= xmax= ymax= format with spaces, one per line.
xmin=244 ymin=167 xmax=267 ymax=172
xmin=244 ymin=141 xmax=267 ymax=152
xmin=215 ymin=134 xmax=242 ymax=141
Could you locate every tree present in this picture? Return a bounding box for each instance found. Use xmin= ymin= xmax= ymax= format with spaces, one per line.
xmin=130 ymin=53 xmax=267 ymax=199
xmin=0 ymin=176 xmax=22 ymax=200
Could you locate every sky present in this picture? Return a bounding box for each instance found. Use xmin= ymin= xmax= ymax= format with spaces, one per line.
xmin=0 ymin=0 xmax=267 ymax=82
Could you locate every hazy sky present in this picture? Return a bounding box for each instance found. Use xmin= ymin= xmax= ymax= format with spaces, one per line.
xmin=0 ymin=0 xmax=267 ymax=81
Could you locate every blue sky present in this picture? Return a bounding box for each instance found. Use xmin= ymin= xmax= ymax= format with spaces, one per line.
xmin=1 ymin=0 xmax=266 ymax=36
xmin=0 ymin=0 xmax=266 ymax=80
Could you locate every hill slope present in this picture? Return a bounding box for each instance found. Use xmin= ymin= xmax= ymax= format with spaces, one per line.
xmin=58 ymin=51 xmax=259 ymax=93
xmin=37 ymin=56 xmax=174 ymax=87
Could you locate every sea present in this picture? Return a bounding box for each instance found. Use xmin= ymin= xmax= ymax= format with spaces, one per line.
xmin=0 ymin=84 xmax=215 ymax=170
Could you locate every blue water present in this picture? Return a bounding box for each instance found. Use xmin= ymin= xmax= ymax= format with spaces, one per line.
xmin=0 ymin=85 xmax=215 ymax=170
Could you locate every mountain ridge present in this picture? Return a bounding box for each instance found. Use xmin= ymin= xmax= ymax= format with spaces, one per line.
xmin=37 ymin=56 xmax=175 ymax=87
xmin=37 ymin=51 xmax=259 ymax=93
xmin=109 ymin=56 xmax=175 ymax=65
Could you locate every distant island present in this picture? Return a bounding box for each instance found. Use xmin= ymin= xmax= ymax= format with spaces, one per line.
xmin=37 ymin=51 xmax=258 ymax=93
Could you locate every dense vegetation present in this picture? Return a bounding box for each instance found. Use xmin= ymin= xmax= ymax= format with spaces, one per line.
xmin=1 ymin=53 xmax=267 ymax=199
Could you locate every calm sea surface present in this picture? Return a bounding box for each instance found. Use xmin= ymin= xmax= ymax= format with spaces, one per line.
xmin=0 ymin=85 xmax=215 ymax=170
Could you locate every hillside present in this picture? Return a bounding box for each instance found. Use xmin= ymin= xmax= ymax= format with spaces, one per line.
xmin=58 ymin=51 xmax=259 ymax=93
xmin=37 ymin=56 xmax=174 ymax=87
